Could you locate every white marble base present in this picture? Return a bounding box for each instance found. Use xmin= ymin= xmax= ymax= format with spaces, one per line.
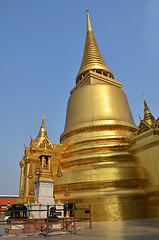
xmin=30 ymin=203 xmax=65 ymax=219
xmin=35 ymin=179 xmax=55 ymax=205
xmin=31 ymin=203 xmax=54 ymax=219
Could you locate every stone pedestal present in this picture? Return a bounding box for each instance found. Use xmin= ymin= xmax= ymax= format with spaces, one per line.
xmin=31 ymin=203 xmax=64 ymax=219
xmin=30 ymin=178 xmax=55 ymax=219
xmin=31 ymin=203 xmax=54 ymax=219
xmin=35 ymin=179 xmax=55 ymax=205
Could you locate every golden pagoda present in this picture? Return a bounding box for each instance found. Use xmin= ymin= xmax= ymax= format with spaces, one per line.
xmin=19 ymin=113 xmax=62 ymax=204
xmin=19 ymin=10 xmax=159 ymax=221
xmin=58 ymin=10 xmax=152 ymax=221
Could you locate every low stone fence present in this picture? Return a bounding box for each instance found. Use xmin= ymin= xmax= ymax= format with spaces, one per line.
xmin=0 ymin=204 xmax=92 ymax=237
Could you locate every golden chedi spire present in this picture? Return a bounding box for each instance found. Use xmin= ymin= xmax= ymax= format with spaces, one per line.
xmin=76 ymin=10 xmax=113 ymax=83
xmin=59 ymin=11 xmax=149 ymax=222
xmin=142 ymin=93 xmax=155 ymax=126
xmin=36 ymin=113 xmax=49 ymax=143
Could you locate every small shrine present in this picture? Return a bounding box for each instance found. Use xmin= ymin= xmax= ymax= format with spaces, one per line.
xmin=18 ymin=113 xmax=63 ymax=205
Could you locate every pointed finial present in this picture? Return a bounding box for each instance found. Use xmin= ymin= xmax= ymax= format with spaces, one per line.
xmin=86 ymin=9 xmax=92 ymax=32
xmin=142 ymin=93 xmax=155 ymax=126
xmin=30 ymin=135 xmax=34 ymax=140
xmin=142 ymin=92 xmax=148 ymax=109
xmin=36 ymin=113 xmax=49 ymax=143
xmin=142 ymin=92 xmax=146 ymax=102
xmin=42 ymin=112 xmax=45 ymax=127
xmin=76 ymin=10 xmax=114 ymax=83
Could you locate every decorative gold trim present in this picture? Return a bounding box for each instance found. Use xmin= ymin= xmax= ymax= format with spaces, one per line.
xmin=71 ymin=70 xmax=122 ymax=95
xmin=61 ymin=124 xmax=136 ymax=142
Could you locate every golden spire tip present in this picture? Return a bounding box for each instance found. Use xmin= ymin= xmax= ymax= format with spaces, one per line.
xmin=142 ymin=92 xmax=145 ymax=102
xmin=41 ymin=112 xmax=45 ymax=128
xmin=76 ymin=9 xmax=114 ymax=82
xmin=86 ymin=9 xmax=92 ymax=32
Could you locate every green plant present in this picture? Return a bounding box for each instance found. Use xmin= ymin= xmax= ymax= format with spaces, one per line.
xmin=4 ymin=210 xmax=11 ymax=216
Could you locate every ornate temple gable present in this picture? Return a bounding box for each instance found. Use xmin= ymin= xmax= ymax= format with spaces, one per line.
xmin=28 ymin=137 xmax=55 ymax=155
xmin=25 ymin=135 xmax=62 ymax=159
xmin=136 ymin=120 xmax=151 ymax=135
xmin=134 ymin=118 xmax=159 ymax=136
xmin=38 ymin=138 xmax=54 ymax=150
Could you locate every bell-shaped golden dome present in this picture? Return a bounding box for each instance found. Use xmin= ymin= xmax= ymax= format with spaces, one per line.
xmin=76 ymin=10 xmax=113 ymax=83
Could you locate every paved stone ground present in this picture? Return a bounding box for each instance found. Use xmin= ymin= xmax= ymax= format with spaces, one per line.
xmin=1 ymin=218 xmax=159 ymax=239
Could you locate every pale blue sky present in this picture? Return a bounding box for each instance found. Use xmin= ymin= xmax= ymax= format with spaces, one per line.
xmin=1 ymin=0 xmax=159 ymax=194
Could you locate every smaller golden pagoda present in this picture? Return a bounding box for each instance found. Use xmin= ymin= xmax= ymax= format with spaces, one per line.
xmin=18 ymin=113 xmax=63 ymax=204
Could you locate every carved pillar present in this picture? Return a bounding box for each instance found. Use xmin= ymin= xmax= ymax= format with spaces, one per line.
xmin=48 ymin=157 xmax=51 ymax=171
xmin=41 ymin=156 xmax=45 ymax=168
xmin=24 ymin=158 xmax=30 ymax=203
xmin=19 ymin=160 xmax=25 ymax=198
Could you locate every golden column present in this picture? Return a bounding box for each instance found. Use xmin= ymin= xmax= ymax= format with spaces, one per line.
xmin=24 ymin=158 xmax=30 ymax=204
xmin=19 ymin=160 xmax=25 ymax=200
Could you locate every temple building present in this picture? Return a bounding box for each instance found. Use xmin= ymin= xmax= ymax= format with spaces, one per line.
xmin=19 ymin=10 xmax=159 ymax=221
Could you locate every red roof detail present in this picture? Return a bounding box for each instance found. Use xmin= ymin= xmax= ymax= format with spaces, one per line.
xmin=0 ymin=198 xmax=18 ymax=207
